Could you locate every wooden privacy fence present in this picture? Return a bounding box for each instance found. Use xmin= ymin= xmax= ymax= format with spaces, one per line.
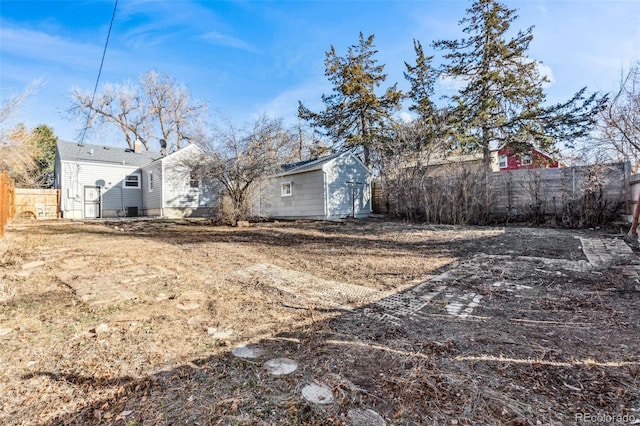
xmin=376 ymin=161 xmax=633 ymax=227
xmin=630 ymin=173 xmax=640 ymax=216
xmin=14 ymin=188 xmax=60 ymax=219
xmin=488 ymin=162 xmax=630 ymax=220
xmin=1 ymin=172 xmax=15 ymax=238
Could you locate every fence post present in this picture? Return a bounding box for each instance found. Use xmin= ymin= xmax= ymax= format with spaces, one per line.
xmin=630 ymin=191 xmax=640 ymax=237
xmin=0 ymin=172 xmax=8 ymax=238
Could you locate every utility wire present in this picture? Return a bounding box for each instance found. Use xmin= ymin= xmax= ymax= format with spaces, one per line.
xmin=78 ymin=0 xmax=118 ymax=145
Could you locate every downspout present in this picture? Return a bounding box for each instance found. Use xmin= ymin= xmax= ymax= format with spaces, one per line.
xmin=259 ymin=180 xmax=262 ymax=218
xmin=120 ymin=182 xmax=125 ymax=215
xmin=72 ymin=163 xmax=81 ymax=219
xmin=161 ymin=162 xmax=165 ymax=217
xmin=324 ymin=171 xmax=329 ymax=219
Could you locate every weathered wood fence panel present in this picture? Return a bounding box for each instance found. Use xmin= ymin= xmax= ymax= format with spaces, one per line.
xmin=488 ymin=162 xmax=629 ymax=215
xmin=1 ymin=172 xmax=15 ymax=238
xmin=377 ymin=161 xmax=632 ymax=226
xmin=372 ymin=181 xmax=389 ymax=214
xmin=14 ymin=188 xmax=60 ymax=219
xmin=630 ymin=172 xmax=640 ymax=223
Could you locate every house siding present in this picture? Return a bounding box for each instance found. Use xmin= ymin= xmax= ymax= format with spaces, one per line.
xmin=55 ymin=141 xmax=216 ymax=219
xmin=159 ymin=146 xmax=215 ymax=217
xmin=258 ymin=171 xmax=326 ymax=219
xmin=324 ymin=153 xmax=371 ymax=219
xmin=255 ymin=151 xmax=372 ymax=220
xmin=497 ymin=148 xmax=559 ymax=171
xmin=141 ymin=161 xmax=163 ymax=216
xmin=58 ymin=160 xmax=143 ymax=219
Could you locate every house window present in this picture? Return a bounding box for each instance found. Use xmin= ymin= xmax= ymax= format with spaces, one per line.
xmin=521 ymin=153 xmax=532 ymax=165
xmin=123 ymin=173 xmax=140 ymax=189
xmin=281 ymin=182 xmax=292 ymax=197
xmin=498 ymin=155 xmax=508 ymax=169
xmin=148 ymin=171 xmax=153 ymax=192
xmin=189 ymin=171 xmax=200 ymax=189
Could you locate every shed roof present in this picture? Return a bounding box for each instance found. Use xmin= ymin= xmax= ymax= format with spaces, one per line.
xmin=56 ymin=140 xmax=162 ymax=167
xmin=278 ymin=152 xmax=355 ymax=176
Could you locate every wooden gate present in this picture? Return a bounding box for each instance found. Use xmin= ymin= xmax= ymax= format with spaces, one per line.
xmin=14 ymin=188 xmax=60 ymax=219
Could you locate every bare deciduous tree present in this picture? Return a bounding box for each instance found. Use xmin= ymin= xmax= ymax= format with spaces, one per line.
xmin=379 ymin=119 xmax=444 ymax=220
xmin=0 ymin=125 xmax=39 ymax=187
xmin=1 ymin=82 xmax=57 ymax=188
xmin=70 ymin=70 xmax=208 ymax=151
xmin=597 ymin=62 xmax=640 ymax=169
xmin=194 ymin=115 xmax=298 ymax=224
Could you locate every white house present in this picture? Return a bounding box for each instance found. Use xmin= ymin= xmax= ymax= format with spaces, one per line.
xmin=253 ymin=151 xmax=372 ymax=220
xmin=54 ymin=140 xmax=215 ymax=219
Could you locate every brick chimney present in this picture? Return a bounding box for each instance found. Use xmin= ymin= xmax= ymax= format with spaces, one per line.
xmin=134 ymin=140 xmax=142 ymax=153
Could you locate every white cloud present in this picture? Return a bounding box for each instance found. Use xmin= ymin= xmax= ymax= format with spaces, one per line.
xmin=436 ymin=74 xmax=466 ymax=93
xmin=0 ymin=24 xmax=98 ymax=69
xmin=398 ymin=111 xmax=414 ymax=123
xmin=200 ymin=31 xmax=256 ymax=52
xmin=537 ymin=62 xmax=555 ymax=87
xmin=258 ymin=76 xmax=330 ymax=125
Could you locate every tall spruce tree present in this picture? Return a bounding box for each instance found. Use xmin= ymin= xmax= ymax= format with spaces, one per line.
xmin=298 ymin=33 xmax=402 ymax=166
xmin=403 ymin=39 xmax=441 ymax=148
xmin=434 ymin=0 xmax=606 ymax=172
xmin=30 ymin=124 xmax=58 ymax=188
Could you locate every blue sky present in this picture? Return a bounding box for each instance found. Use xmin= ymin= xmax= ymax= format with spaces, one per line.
xmin=1 ymin=0 xmax=639 ymax=149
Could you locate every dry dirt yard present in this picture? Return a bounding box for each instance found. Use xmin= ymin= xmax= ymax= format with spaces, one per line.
xmin=0 ymin=218 xmax=639 ymax=425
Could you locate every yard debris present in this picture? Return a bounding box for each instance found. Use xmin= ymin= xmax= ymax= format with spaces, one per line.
xmin=207 ymin=328 xmax=233 ymax=339
xmin=175 ymin=303 xmax=200 ymax=311
xmin=90 ymin=323 xmax=110 ymax=334
xmin=0 ymin=219 xmax=637 ymax=425
xmin=21 ymin=260 xmax=45 ymax=269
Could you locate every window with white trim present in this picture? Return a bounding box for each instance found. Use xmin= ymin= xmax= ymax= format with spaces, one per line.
xmin=123 ymin=173 xmax=141 ymax=189
xmin=281 ymin=182 xmax=292 ymax=197
xmin=148 ymin=171 xmax=154 ymax=192
xmin=189 ymin=171 xmax=200 ymax=189
xmin=498 ymin=155 xmax=508 ymax=169
xmin=521 ymin=153 xmax=532 ymax=165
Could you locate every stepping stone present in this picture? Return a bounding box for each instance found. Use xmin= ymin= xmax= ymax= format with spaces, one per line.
xmin=264 ymin=358 xmax=298 ymax=376
xmin=207 ymin=328 xmax=233 ymax=339
xmin=347 ymin=408 xmax=386 ymax=426
xmin=175 ymin=290 xmax=206 ymax=311
xmin=176 ymin=303 xmax=200 ymax=311
xmin=301 ymin=383 xmax=333 ymax=405
xmin=231 ymin=344 xmax=265 ymax=359
xmin=90 ymin=323 xmax=109 ymax=334
xmin=22 ymin=261 xmax=45 ymax=270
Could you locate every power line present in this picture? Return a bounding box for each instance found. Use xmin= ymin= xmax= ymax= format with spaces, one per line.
xmin=78 ymin=0 xmax=118 ymax=145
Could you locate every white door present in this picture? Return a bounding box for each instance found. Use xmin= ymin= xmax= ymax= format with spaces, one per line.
xmin=84 ymin=186 xmax=100 ymax=218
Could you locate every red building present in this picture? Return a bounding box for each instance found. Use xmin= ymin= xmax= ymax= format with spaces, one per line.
xmin=495 ymin=146 xmax=559 ymax=171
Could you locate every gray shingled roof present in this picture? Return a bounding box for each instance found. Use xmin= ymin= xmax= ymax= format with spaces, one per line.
xmin=56 ymin=140 xmax=162 ymax=167
xmin=278 ymin=152 xmax=343 ymax=176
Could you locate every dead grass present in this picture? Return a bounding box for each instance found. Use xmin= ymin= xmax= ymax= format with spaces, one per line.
xmin=0 ymin=218 xmax=638 ymax=425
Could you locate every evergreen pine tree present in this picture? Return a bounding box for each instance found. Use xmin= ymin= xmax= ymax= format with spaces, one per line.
xmin=403 ymin=39 xmax=441 ymax=148
xmin=434 ymin=0 xmax=606 ymax=172
xmin=298 ymin=33 xmax=402 ymax=167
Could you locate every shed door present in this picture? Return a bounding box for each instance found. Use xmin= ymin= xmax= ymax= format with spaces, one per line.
xmin=346 ymin=181 xmax=364 ymax=218
xmin=84 ymin=186 xmax=101 ymax=218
